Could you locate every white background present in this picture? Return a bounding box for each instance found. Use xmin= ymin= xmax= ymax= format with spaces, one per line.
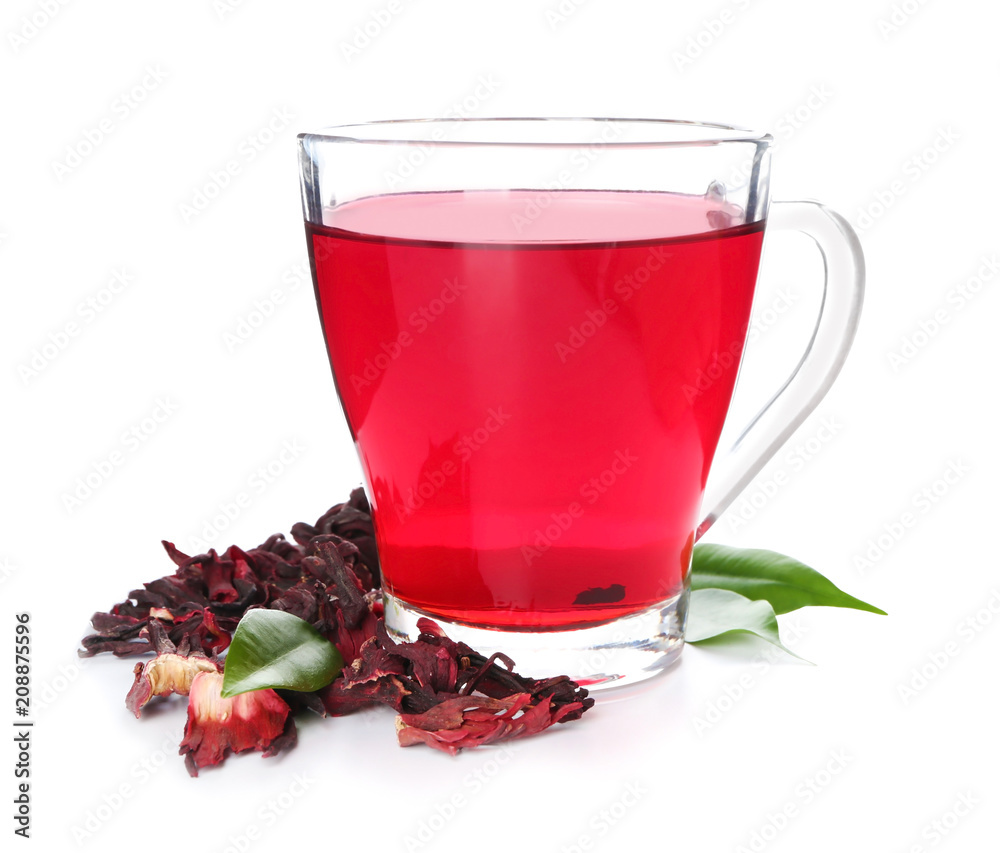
xmin=2 ymin=1 xmax=997 ymax=851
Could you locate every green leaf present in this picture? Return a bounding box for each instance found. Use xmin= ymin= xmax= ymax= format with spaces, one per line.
xmin=221 ymin=609 xmax=344 ymax=698
xmin=691 ymin=544 xmax=887 ymax=616
xmin=686 ymin=588 xmax=806 ymax=660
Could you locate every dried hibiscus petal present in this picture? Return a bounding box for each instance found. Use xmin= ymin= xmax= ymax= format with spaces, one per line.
xmin=319 ymin=617 xmax=594 ymax=753
xmin=179 ymin=671 xmax=295 ymax=777
xmin=80 ymin=495 xmax=380 ymax=660
xmin=291 ymin=488 xmax=379 ymax=588
xmin=299 ymin=537 xmax=381 ymax=663
xmin=125 ymin=621 xmax=221 ymax=718
xmin=82 ymin=490 xmax=597 ymax=772
xmin=127 ymin=654 xmax=221 ymax=718
xmin=320 ymin=632 xmax=412 ymax=715
xmin=395 ymin=692 xmax=579 ymax=755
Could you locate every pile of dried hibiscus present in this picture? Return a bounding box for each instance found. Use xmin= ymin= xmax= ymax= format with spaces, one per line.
xmin=80 ymin=489 xmax=594 ymax=776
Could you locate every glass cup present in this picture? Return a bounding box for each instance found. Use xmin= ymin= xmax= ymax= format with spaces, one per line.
xmin=297 ymin=118 xmax=863 ymax=688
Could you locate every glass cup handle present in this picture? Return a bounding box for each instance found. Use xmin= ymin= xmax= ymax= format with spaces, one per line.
xmin=697 ymin=200 xmax=866 ymax=539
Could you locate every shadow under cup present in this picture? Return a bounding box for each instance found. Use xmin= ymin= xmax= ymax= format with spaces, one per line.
xmin=298 ymin=118 xmax=861 ymax=688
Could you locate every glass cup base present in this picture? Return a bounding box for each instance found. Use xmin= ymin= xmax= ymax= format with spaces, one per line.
xmin=382 ymin=591 xmax=686 ymax=690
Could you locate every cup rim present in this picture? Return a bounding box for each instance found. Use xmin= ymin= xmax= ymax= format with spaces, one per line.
xmin=298 ymin=117 xmax=773 ymax=148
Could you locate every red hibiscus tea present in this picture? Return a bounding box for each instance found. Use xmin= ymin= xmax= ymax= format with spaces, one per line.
xmin=307 ymin=189 xmax=764 ymax=632
xmin=299 ymin=118 xmax=865 ymax=686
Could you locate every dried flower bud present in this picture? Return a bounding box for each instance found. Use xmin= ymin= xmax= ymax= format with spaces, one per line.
xmin=179 ymin=672 xmax=295 ymax=777
xmin=127 ymin=653 xmax=221 ymax=718
xmin=125 ymin=620 xmax=222 ymax=717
